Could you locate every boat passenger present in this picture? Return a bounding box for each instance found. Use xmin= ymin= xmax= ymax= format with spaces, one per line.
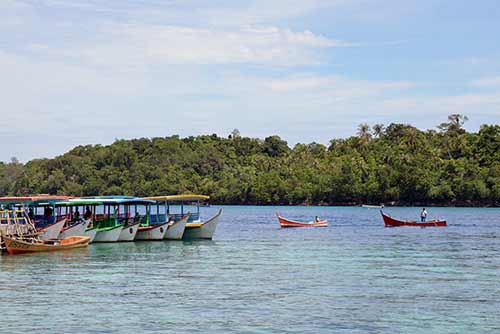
xmin=84 ymin=206 xmax=92 ymax=220
xmin=74 ymin=208 xmax=80 ymax=222
xmin=315 ymin=216 xmax=321 ymax=223
xmin=420 ymin=208 xmax=427 ymax=222
xmin=134 ymin=211 xmax=141 ymax=222
xmin=28 ymin=207 xmax=34 ymax=219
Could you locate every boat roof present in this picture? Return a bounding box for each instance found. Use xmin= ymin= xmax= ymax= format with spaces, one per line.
xmin=55 ymin=199 xmax=105 ymax=206
xmin=145 ymin=194 xmax=210 ymax=202
xmin=0 ymin=195 xmax=71 ymax=206
xmin=78 ymin=197 xmax=155 ymax=205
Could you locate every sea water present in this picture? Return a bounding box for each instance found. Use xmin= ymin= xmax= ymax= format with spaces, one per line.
xmin=1 ymin=206 xmax=499 ymax=333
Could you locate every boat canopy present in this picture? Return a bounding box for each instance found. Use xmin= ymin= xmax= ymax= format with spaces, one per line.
xmin=78 ymin=196 xmax=155 ymax=205
xmin=0 ymin=195 xmax=71 ymax=207
xmin=145 ymin=194 xmax=210 ymax=202
xmin=55 ymin=199 xmax=104 ymax=206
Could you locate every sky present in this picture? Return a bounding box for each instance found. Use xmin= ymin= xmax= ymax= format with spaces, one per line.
xmin=1 ymin=0 xmax=500 ymax=162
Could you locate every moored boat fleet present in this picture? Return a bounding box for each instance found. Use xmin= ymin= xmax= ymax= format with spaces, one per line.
xmin=0 ymin=194 xmax=222 ymax=255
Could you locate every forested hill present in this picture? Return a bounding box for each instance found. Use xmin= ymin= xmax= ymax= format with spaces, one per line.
xmin=1 ymin=115 xmax=499 ymax=206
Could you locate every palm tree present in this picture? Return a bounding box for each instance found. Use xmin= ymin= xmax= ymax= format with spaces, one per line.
xmin=357 ymin=123 xmax=372 ymax=144
xmin=373 ymin=124 xmax=385 ymax=138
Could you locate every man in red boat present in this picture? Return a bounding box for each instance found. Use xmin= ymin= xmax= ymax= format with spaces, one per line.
xmin=421 ymin=208 xmax=427 ymax=222
xmin=315 ymin=216 xmax=321 ymax=223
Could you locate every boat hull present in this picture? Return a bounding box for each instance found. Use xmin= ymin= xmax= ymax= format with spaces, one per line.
xmin=135 ymin=222 xmax=169 ymax=240
xmin=183 ymin=209 xmax=222 ymax=240
xmin=37 ymin=219 xmax=66 ymax=240
xmin=59 ymin=220 xmax=90 ymax=239
xmin=381 ymin=211 xmax=447 ymax=227
xmin=84 ymin=227 xmax=98 ymax=243
xmin=93 ymin=225 xmax=123 ymax=242
xmin=164 ymin=214 xmax=189 ymax=240
xmin=118 ymin=222 xmax=140 ymax=241
xmin=4 ymin=236 xmax=90 ymax=255
xmin=276 ymin=213 xmax=328 ymax=228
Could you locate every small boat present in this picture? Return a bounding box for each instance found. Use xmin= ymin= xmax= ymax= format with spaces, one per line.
xmin=59 ymin=220 xmax=90 ymax=239
xmin=276 ymin=213 xmax=328 ymax=228
xmin=118 ymin=221 xmax=141 ymax=241
xmin=37 ymin=218 xmax=66 ymax=240
xmin=164 ymin=213 xmax=190 ymax=240
xmin=3 ymin=235 xmax=90 ymax=255
xmin=183 ymin=208 xmax=223 ymax=240
xmin=381 ymin=211 xmax=447 ymax=227
xmin=362 ymin=204 xmax=384 ymax=209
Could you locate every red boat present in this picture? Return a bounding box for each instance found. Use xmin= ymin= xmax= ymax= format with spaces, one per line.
xmin=381 ymin=211 xmax=446 ymax=227
xmin=276 ymin=213 xmax=328 ymax=228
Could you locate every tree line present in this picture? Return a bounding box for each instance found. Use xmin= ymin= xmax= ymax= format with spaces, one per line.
xmin=1 ymin=114 xmax=499 ymax=206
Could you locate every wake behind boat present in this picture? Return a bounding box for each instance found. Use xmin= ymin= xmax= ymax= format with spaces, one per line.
xmin=380 ymin=210 xmax=447 ymax=227
xmin=276 ymin=213 xmax=328 ymax=228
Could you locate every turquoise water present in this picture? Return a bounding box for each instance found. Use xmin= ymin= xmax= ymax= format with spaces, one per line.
xmin=1 ymin=206 xmax=500 ymax=333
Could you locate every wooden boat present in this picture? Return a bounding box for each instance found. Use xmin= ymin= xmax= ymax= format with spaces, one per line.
xmin=118 ymin=221 xmax=141 ymax=241
xmin=0 ymin=209 xmax=38 ymax=251
xmin=164 ymin=213 xmax=190 ymax=240
xmin=3 ymin=235 xmax=90 ymax=255
xmin=59 ymin=219 xmax=90 ymax=239
xmin=381 ymin=211 xmax=447 ymax=227
xmin=183 ymin=208 xmax=223 ymax=240
xmin=84 ymin=196 xmax=155 ymax=242
xmin=144 ymin=195 xmax=219 ymax=240
xmin=37 ymin=218 xmax=66 ymax=240
xmin=276 ymin=213 xmax=328 ymax=228
xmin=136 ymin=222 xmax=169 ymax=240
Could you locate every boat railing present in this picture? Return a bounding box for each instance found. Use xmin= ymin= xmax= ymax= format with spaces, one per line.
xmin=150 ymin=214 xmax=167 ymax=224
xmin=170 ymin=213 xmax=199 ymax=222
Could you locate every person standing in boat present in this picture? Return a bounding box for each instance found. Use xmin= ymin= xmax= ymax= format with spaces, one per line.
xmin=421 ymin=208 xmax=427 ymax=222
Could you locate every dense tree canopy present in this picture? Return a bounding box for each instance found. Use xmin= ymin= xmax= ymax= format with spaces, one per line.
xmin=2 ymin=115 xmax=499 ymax=206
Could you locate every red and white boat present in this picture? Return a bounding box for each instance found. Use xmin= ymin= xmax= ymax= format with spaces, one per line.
xmin=381 ymin=211 xmax=447 ymax=227
xmin=135 ymin=222 xmax=169 ymax=240
xmin=276 ymin=213 xmax=328 ymax=228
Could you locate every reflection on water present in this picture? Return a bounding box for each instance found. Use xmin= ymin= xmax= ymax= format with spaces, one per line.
xmin=1 ymin=206 xmax=500 ymax=334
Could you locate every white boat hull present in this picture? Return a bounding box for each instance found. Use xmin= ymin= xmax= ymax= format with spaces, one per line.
xmin=183 ymin=209 xmax=222 ymax=240
xmin=59 ymin=220 xmax=90 ymax=239
xmin=118 ymin=222 xmax=140 ymax=241
xmin=84 ymin=227 xmax=98 ymax=243
xmin=38 ymin=219 xmax=66 ymax=241
xmin=136 ymin=223 xmax=169 ymax=240
xmin=165 ymin=215 xmax=189 ymax=240
xmin=93 ymin=225 xmax=123 ymax=242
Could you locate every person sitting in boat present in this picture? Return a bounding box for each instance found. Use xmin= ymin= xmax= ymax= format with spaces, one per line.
xmin=28 ymin=207 xmax=34 ymax=219
xmin=134 ymin=211 xmax=141 ymax=222
xmin=73 ymin=208 xmax=80 ymax=222
xmin=420 ymin=208 xmax=427 ymax=222
xmin=315 ymin=216 xmax=321 ymax=222
xmin=84 ymin=206 xmax=92 ymax=220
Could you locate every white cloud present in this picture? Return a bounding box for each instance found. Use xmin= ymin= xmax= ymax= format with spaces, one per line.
xmin=70 ymin=24 xmax=346 ymax=69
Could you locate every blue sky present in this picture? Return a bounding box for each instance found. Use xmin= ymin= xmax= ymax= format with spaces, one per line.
xmin=1 ymin=0 xmax=499 ymax=161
